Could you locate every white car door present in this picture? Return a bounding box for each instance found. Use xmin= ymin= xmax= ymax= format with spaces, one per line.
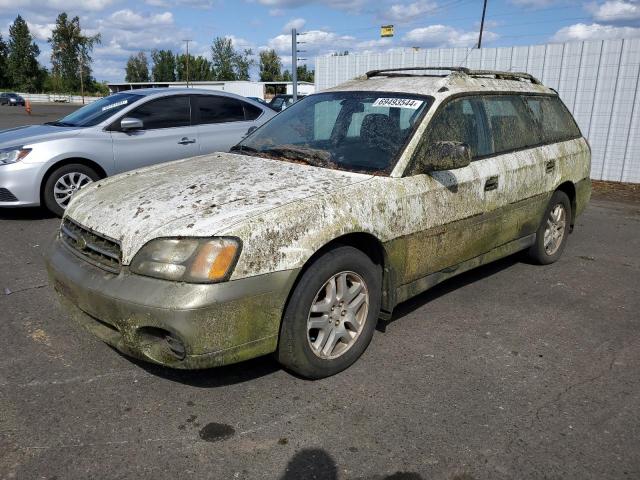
xmin=110 ymin=95 xmax=199 ymax=173
xmin=192 ymin=95 xmax=268 ymax=154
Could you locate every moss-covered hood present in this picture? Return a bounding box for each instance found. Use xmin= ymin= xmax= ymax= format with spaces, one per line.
xmin=64 ymin=152 xmax=372 ymax=264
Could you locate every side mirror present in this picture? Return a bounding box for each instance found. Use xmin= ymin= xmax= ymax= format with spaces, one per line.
xmin=246 ymin=126 xmax=258 ymax=136
xmin=120 ymin=117 xmax=143 ymax=131
xmin=415 ymin=141 xmax=471 ymax=173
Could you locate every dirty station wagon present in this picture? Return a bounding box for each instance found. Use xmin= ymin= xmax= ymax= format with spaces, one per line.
xmin=46 ymin=67 xmax=591 ymax=379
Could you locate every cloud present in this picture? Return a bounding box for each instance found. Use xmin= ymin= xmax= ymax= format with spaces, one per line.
xmin=26 ymin=21 xmax=55 ymax=41
xmin=384 ymin=1 xmax=438 ymax=24
xmin=588 ymin=1 xmax=640 ymax=22
xmin=552 ymin=22 xmax=640 ymax=41
xmin=0 ymin=0 xmax=118 ymax=12
xmin=403 ymin=24 xmax=498 ymax=47
xmin=283 ymin=17 xmax=306 ymax=32
xmin=105 ymin=9 xmax=174 ymax=30
xmin=144 ymin=0 xmax=215 ymax=8
xmin=255 ymin=0 xmax=365 ymax=13
xmin=509 ymin=0 xmax=556 ymax=7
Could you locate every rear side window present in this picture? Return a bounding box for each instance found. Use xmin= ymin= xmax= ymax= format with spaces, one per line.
xmin=195 ymin=96 xmax=246 ymax=124
xmin=482 ymin=95 xmax=541 ymax=154
xmin=423 ymin=97 xmax=492 ymax=158
xmin=243 ymin=102 xmax=263 ymax=121
xmin=129 ymin=96 xmax=191 ymax=130
xmin=524 ymin=96 xmax=581 ymax=143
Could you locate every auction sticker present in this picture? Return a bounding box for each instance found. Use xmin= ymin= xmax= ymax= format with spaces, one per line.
xmin=102 ymin=100 xmax=128 ymax=111
xmin=372 ymin=98 xmax=423 ymax=109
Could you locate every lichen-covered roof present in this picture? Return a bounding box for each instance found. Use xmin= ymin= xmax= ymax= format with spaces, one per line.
xmin=326 ymin=71 xmax=554 ymax=97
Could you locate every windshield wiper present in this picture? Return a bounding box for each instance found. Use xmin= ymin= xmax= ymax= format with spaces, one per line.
xmin=262 ymin=145 xmax=334 ymax=167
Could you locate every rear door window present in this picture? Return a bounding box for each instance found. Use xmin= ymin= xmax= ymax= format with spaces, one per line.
xmin=195 ymin=96 xmax=246 ymax=124
xmin=482 ymin=95 xmax=541 ymax=153
xmin=128 ymin=96 xmax=191 ymax=130
xmin=524 ymin=96 xmax=581 ymax=143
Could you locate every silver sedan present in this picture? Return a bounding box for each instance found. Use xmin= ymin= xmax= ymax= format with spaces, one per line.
xmin=0 ymin=88 xmax=275 ymax=216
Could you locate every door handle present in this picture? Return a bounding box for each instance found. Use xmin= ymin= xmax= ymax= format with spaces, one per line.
xmin=178 ymin=137 xmax=196 ymax=145
xmin=546 ymin=160 xmax=556 ymax=173
xmin=484 ymin=176 xmax=499 ymax=191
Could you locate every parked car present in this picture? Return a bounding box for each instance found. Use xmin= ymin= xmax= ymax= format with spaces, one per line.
xmin=268 ymin=94 xmax=305 ymax=111
xmin=246 ymin=96 xmax=269 ymax=106
xmin=0 ymin=92 xmax=26 ymax=106
xmin=0 ymin=88 xmax=274 ymax=216
xmin=46 ymin=67 xmax=591 ymax=379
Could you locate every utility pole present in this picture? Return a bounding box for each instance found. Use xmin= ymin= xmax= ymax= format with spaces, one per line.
xmin=478 ymin=0 xmax=488 ymax=48
xmin=291 ymin=29 xmax=307 ymax=102
xmin=291 ymin=28 xmax=298 ymax=102
xmin=182 ymin=39 xmax=192 ymax=87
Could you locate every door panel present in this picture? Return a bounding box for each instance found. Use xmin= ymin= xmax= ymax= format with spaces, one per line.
xmin=111 ymin=95 xmax=198 ymax=173
xmin=399 ymin=96 xmax=504 ymax=283
xmin=192 ymin=95 xmax=261 ymax=154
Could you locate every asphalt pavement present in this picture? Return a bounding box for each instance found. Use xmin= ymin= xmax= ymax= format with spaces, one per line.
xmin=0 ymin=105 xmax=639 ymax=479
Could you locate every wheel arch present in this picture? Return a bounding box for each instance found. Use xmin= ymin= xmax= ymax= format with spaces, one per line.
xmin=556 ymin=181 xmax=577 ymax=228
xmin=281 ymin=232 xmax=395 ymax=332
xmin=39 ymin=158 xmax=108 ymax=204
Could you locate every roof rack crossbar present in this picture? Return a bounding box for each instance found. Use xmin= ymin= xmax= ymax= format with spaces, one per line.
xmin=467 ymin=69 xmax=541 ymax=84
xmin=366 ymin=67 xmax=470 ymax=78
xmin=365 ymin=67 xmax=541 ymax=85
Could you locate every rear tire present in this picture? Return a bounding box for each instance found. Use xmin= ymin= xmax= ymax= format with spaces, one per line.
xmin=277 ymin=246 xmax=382 ymax=379
xmin=43 ymin=163 xmax=100 ymax=217
xmin=528 ymin=190 xmax=571 ymax=265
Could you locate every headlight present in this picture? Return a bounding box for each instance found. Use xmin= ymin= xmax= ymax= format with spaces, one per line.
xmin=130 ymin=237 xmax=241 ymax=283
xmin=0 ymin=148 xmax=31 ymax=165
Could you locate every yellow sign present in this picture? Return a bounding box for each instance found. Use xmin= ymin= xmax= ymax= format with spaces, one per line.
xmin=381 ymin=25 xmax=394 ymax=38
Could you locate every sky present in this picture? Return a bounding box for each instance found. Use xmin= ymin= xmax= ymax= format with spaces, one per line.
xmin=1 ymin=0 xmax=640 ymax=82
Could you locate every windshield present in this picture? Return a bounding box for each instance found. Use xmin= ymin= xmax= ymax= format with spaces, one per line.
xmin=51 ymin=93 xmax=142 ymax=127
xmin=236 ymin=91 xmax=431 ymax=174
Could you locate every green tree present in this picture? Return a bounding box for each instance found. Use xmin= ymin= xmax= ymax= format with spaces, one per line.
xmin=281 ymin=65 xmax=314 ymax=83
xmin=7 ymin=15 xmax=42 ymax=92
xmin=210 ymin=37 xmax=254 ymax=81
xmin=125 ymin=51 xmax=150 ymax=82
xmin=259 ymin=49 xmax=282 ymax=82
xmin=296 ymin=64 xmax=314 ymax=83
xmin=151 ymin=49 xmax=176 ymax=82
xmin=0 ymin=34 xmax=8 ymax=88
xmin=176 ymin=54 xmax=213 ymax=81
xmin=48 ymin=13 xmax=101 ymax=92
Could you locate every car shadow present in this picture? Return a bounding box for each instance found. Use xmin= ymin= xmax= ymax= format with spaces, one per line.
xmin=279 ymin=448 xmax=426 ymax=479
xmin=121 ymin=350 xmax=282 ymax=388
xmin=0 ymin=207 xmax=56 ymax=220
xmin=377 ymin=253 xmax=521 ymax=332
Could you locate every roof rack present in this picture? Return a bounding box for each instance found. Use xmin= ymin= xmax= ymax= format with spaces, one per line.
xmin=365 ymin=67 xmax=541 ymax=85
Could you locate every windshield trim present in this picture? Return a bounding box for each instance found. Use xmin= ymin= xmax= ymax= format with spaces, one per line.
xmin=237 ymin=90 xmax=434 ymax=176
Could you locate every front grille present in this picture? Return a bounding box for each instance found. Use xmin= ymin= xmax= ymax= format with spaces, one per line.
xmin=60 ymin=219 xmax=122 ymax=273
xmin=0 ymin=188 xmax=18 ymax=202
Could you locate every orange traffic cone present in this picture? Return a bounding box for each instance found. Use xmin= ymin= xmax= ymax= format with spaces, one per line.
xmin=25 ymin=100 xmax=32 ymax=115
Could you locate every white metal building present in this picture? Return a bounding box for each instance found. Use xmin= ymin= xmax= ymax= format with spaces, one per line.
xmin=316 ymin=39 xmax=640 ymax=183
xmin=107 ymin=81 xmax=315 ymax=100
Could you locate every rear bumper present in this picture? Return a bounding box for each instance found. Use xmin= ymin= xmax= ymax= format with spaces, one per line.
xmin=46 ymin=236 xmax=299 ymax=369
xmin=0 ymin=161 xmax=42 ymax=207
xmin=574 ymin=177 xmax=591 ymax=220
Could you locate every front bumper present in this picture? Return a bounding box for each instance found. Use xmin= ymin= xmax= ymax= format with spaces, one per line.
xmin=0 ymin=161 xmax=43 ymax=207
xmin=46 ymin=237 xmax=299 ymax=369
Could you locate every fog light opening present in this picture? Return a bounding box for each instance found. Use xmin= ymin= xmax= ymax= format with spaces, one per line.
xmin=165 ymin=334 xmax=186 ymax=360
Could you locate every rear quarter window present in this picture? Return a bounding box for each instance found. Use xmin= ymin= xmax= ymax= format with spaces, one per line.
xmin=524 ymin=95 xmax=581 ymax=143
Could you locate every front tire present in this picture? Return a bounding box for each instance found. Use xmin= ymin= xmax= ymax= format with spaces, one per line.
xmin=43 ymin=164 xmax=99 ymax=217
xmin=528 ymin=190 xmax=572 ymax=265
xmin=278 ymin=246 xmax=382 ymax=379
